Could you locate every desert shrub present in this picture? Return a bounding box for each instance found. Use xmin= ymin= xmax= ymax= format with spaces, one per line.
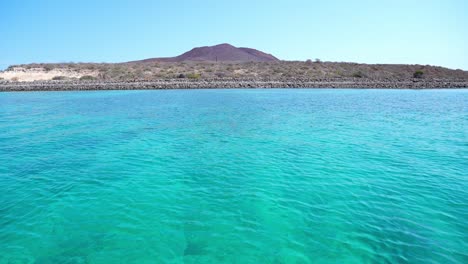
xmin=177 ymin=73 xmax=186 ymax=78
xmin=52 ymin=76 xmax=67 ymax=80
xmin=305 ymin=59 xmax=313 ymax=65
xmin=352 ymin=71 xmax=365 ymax=78
xmin=335 ymin=70 xmax=344 ymax=77
xmin=215 ymin=72 xmax=227 ymax=78
xmin=97 ymin=64 xmax=110 ymax=71
xmin=0 ymin=77 xmax=3 ymax=80
xmin=98 ymin=73 xmax=109 ymax=79
xmin=413 ymin=70 xmax=424 ymax=78
xmin=110 ymin=66 xmax=125 ymax=76
xmin=43 ymin=65 xmax=53 ymax=71
xmin=11 ymin=77 xmax=19 ymax=82
xmin=154 ymin=73 xmax=164 ymax=78
xmin=122 ymin=72 xmax=137 ymax=80
xmin=79 ymin=75 xmax=96 ymax=81
xmin=315 ymin=58 xmax=322 ymax=63
xmin=187 ymin=73 xmax=201 ymax=79
xmin=134 ymin=69 xmax=144 ymax=77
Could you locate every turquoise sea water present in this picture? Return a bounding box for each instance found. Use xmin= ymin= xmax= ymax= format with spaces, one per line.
xmin=0 ymin=89 xmax=467 ymax=263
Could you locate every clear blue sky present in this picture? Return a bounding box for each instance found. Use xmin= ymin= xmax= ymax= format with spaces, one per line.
xmin=1 ymin=0 xmax=467 ymax=70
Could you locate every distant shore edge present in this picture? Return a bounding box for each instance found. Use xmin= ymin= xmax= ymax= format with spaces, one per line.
xmin=1 ymin=79 xmax=467 ymax=91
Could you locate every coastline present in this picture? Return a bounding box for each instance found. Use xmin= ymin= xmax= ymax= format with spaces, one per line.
xmin=1 ymin=78 xmax=468 ymax=92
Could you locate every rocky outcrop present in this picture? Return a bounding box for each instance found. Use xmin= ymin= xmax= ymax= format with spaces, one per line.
xmin=0 ymin=67 xmax=98 ymax=82
xmin=1 ymin=78 xmax=467 ymax=91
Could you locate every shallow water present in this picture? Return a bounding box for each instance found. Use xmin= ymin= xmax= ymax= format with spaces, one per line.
xmin=0 ymin=89 xmax=467 ymax=263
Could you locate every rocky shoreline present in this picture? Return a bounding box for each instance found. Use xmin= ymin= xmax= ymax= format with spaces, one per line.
xmin=1 ymin=78 xmax=468 ymax=91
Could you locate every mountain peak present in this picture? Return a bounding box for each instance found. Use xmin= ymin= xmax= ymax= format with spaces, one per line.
xmin=135 ymin=44 xmax=279 ymax=63
xmin=213 ymin=43 xmax=235 ymax=47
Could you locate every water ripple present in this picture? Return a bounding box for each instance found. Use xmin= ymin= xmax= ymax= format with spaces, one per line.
xmin=0 ymin=89 xmax=467 ymax=263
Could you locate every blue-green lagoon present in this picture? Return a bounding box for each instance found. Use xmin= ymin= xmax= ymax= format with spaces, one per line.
xmin=0 ymin=89 xmax=467 ymax=263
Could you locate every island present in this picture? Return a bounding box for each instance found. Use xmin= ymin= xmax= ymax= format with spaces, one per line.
xmin=1 ymin=44 xmax=467 ymax=91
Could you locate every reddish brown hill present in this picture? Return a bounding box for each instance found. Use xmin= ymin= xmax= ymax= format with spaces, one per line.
xmin=134 ymin=43 xmax=279 ymax=63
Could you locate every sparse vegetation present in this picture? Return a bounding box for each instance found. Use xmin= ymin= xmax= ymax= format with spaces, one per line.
xmin=187 ymin=73 xmax=201 ymax=79
xmin=79 ymin=75 xmax=96 ymax=81
xmin=52 ymin=76 xmax=67 ymax=80
xmin=352 ymin=71 xmax=365 ymax=78
xmin=11 ymin=77 xmax=19 ymax=82
xmin=215 ymin=72 xmax=227 ymax=78
xmin=413 ymin=70 xmax=424 ymax=79
xmin=3 ymin=61 xmax=467 ymax=82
